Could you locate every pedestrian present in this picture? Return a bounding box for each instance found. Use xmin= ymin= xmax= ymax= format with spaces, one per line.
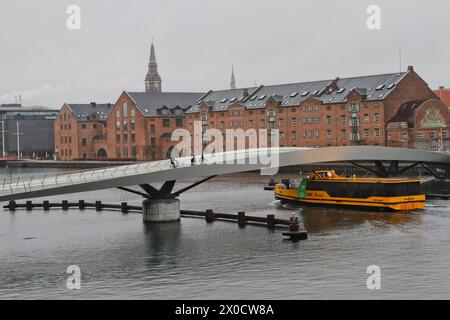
xmin=191 ymin=155 xmax=195 ymax=166
xmin=201 ymin=154 xmax=205 ymax=163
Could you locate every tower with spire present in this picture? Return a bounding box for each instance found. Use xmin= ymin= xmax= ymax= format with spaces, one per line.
xmin=145 ymin=41 xmax=162 ymax=93
xmin=230 ymin=65 xmax=236 ymax=89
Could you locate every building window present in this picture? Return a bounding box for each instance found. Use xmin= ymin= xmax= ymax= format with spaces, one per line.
xmin=131 ymin=134 xmax=136 ymax=144
xmin=303 ymin=117 xmax=307 ymax=124
xmin=116 ymin=134 xmax=120 ymax=143
xmin=315 ymin=131 xmax=319 ymax=138
xmin=176 ymin=118 xmax=183 ymax=127
xmin=150 ymin=124 xmax=156 ymax=134
xmin=82 ymin=138 xmax=87 ymax=146
xmin=123 ymin=102 xmax=128 ymax=117
xmin=162 ymin=119 xmax=170 ymax=127
xmin=151 ymin=138 xmax=156 ymax=146
xmin=249 ymin=120 xmax=254 ymax=128
xmin=220 ymin=121 xmax=225 ymax=129
xmin=418 ymin=132 xmax=424 ymax=140
xmin=116 ymin=121 xmax=120 ymax=130
xmin=341 ymin=129 xmax=347 ymax=140
xmin=443 ymin=131 xmax=448 ymax=139
xmin=402 ymin=132 xmax=409 ymax=140
xmin=131 ymin=146 xmax=137 ymax=157
xmin=81 ymin=124 xmax=86 ymax=129
xmin=131 ymin=120 xmax=136 ymax=130
xmin=327 ymin=130 xmax=332 ymax=139
xmin=116 ymin=110 xmax=120 ymax=119
xmin=308 ymin=117 xmax=313 ymax=124
xmin=291 ymin=118 xmax=297 ymax=127
xmin=291 ymin=107 xmax=296 ymax=113
xmin=375 ymin=128 xmax=381 ymax=137
xmin=315 ymin=116 xmax=319 ymax=124
xmin=349 ymin=103 xmax=360 ymax=113
xmin=260 ymin=120 xmax=265 ymax=128
xmin=123 ymin=134 xmax=128 ymax=144
xmin=340 ymin=115 xmax=346 ymax=124
xmin=326 ymin=116 xmax=332 ymax=124
xmin=364 ymin=114 xmax=369 ymax=123
xmin=123 ymin=120 xmax=128 ymax=131
xmin=292 ymin=131 xmax=297 ymax=140
xmin=374 ymin=113 xmax=380 ymax=123
xmin=130 ymin=109 xmax=135 ymax=118
xmin=364 ymin=129 xmax=370 ymax=138
xmin=279 ymin=118 xmax=284 ymax=127
xmin=430 ymin=132 xmax=437 ymax=139
xmin=234 ymin=121 xmax=239 ymax=127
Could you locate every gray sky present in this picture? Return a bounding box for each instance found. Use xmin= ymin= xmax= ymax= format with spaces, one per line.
xmin=0 ymin=0 xmax=448 ymax=108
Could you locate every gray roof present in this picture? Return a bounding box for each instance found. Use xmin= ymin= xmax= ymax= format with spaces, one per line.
xmin=126 ymin=92 xmax=203 ymax=116
xmin=186 ymin=72 xmax=408 ymax=113
xmin=66 ymin=103 xmax=114 ymax=121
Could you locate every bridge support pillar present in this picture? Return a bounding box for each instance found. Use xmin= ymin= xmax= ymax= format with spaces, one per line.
xmin=142 ymin=198 xmax=180 ymax=223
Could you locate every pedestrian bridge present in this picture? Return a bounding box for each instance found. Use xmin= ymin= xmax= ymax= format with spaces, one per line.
xmin=1 ymin=146 xmax=449 ymax=203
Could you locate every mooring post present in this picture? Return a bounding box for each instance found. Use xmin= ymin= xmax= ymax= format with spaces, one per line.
xmin=95 ymin=201 xmax=102 ymax=211
xmin=26 ymin=201 xmax=32 ymax=211
xmin=267 ymin=214 xmax=275 ymax=229
xmin=62 ymin=200 xmax=69 ymax=211
xmin=8 ymin=200 xmax=16 ymax=211
xmin=238 ymin=211 xmax=246 ymax=227
xmin=78 ymin=200 xmax=85 ymax=210
xmin=205 ymin=209 xmax=215 ymax=223
xmin=121 ymin=202 xmax=128 ymax=214
xmin=43 ymin=200 xmax=50 ymax=211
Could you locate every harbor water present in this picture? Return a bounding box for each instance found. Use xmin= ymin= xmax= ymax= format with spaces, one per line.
xmin=0 ymin=167 xmax=449 ymax=299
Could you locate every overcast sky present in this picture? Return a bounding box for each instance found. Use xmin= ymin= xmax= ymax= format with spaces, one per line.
xmin=0 ymin=0 xmax=448 ymax=108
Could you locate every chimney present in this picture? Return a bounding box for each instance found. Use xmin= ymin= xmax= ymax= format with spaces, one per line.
xmin=407 ymin=65 xmax=414 ymax=72
xmin=243 ymin=88 xmax=249 ymax=97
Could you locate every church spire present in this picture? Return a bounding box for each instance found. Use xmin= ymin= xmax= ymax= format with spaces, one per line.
xmin=230 ymin=65 xmax=236 ymax=89
xmin=145 ymin=40 xmax=162 ymax=93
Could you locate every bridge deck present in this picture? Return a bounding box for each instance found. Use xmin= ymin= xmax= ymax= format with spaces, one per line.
xmin=0 ymin=147 xmax=449 ymax=201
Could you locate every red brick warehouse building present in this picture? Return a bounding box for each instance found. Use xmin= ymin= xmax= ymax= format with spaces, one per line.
xmin=54 ymin=102 xmax=113 ymax=160
xmin=186 ymin=66 xmax=449 ymax=151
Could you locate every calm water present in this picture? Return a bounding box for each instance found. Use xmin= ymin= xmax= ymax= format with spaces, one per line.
xmin=0 ymin=167 xmax=449 ymax=299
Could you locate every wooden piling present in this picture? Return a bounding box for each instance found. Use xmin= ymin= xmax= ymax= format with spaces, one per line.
xmin=8 ymin=200 xmax=16 ymax=211
xmin=78 ymin=200 xmax=85 ymax=210
xmin=43 ymin=200 xmax=50 ymax=211
xmin=62 ymin=200 xmax=69 ymax=211
xmin=237 ymin=211 xmax=246 ymax=227
xmin=205 ymin=209 xmax=215 ymax=223
xmin=267 ymin=214 xmax=275 ymax=229
xmin=26 ymin=201 xmax=33 ymax=211
xmin=95 ymin=201 xmax=102 ymax=211
xmin=121 ymin=202 xmax=128 ymax=214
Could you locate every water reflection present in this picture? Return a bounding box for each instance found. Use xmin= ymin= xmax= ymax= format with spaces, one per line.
xmin=142 ymin=222 xmax=182 ymax=268
xmin=274 ymin=201 xmax=421 ymax=234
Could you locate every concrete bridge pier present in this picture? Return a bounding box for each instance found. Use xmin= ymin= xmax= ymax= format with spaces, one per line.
xmin=142 ymin=198 xmax=181 ymax=223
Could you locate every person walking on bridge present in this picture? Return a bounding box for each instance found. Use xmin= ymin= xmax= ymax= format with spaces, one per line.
xmin=191 ymin=155 xmax=195 ymax=166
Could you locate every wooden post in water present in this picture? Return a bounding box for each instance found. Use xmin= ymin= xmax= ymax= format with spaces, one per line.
xmin=95 ymin=201 xmax=102 ymax=211
xmin=121 ymin=202 xmax=128 ymax=214
xmin=205 ymin=209 xmax=215 ymax=223
xmin=267 ymin=214 xmax=275 ymax=229
xmin=78 ymin=200 xmax=85 ymax=210
xmin=8 ymin=200 xmax=16 ymax=211
xmin=62 ymin=200 xmax=69 ymax=211
xmin=238 ymin=211 xmax=246 ymax=227
xmin=43 ymin=201 xmax=50 ymax=211
xmin=26 ymin=201 xmax=32 ymax=211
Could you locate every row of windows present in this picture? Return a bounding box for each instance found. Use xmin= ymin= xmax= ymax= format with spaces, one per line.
xmin=116 ymin=134 xmax=136 ymax=144
xmin=115 ymin=146 xmax=138 ymax=158
xmin=306 ymin=181 xmax=421 ymax=198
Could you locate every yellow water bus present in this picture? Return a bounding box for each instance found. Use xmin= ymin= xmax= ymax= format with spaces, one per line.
xmin=274 ymin=170 xmax=426 ymax=212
